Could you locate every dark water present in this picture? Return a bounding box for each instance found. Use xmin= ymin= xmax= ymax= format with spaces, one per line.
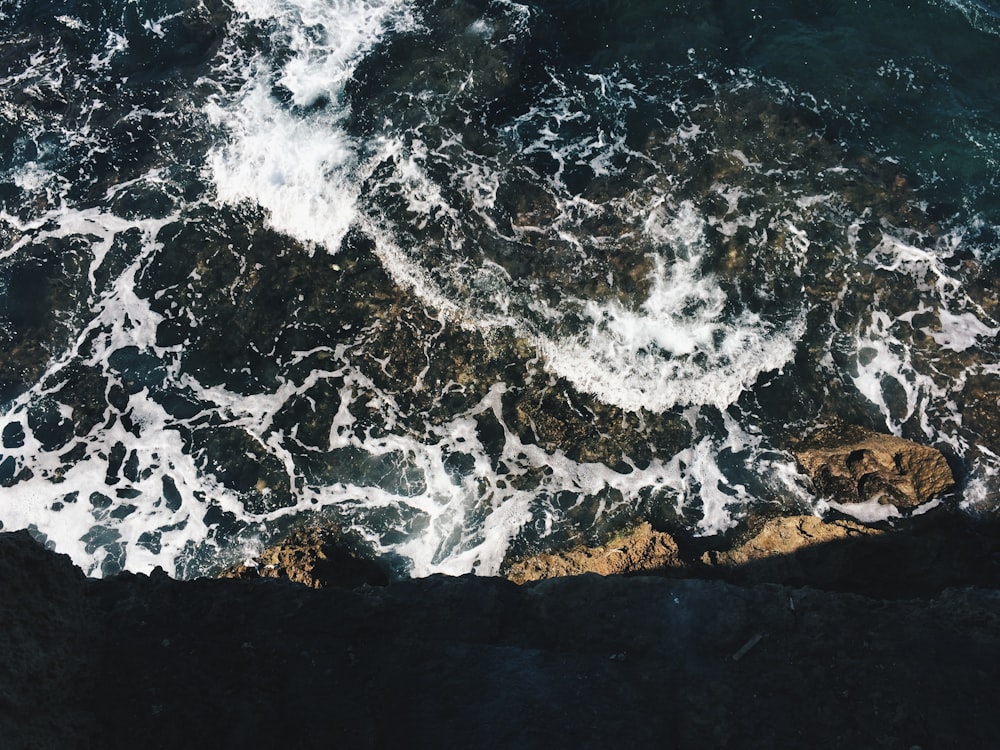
xmin=0 ymin=0 xmax=998 ymax=577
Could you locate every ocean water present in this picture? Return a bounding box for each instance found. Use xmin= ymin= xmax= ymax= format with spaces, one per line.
xmin=1 ymin=0 xmax=998 ymax=578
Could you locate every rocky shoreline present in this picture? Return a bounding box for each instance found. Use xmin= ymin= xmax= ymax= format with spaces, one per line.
xmin=225 ymin=506 xmax=1000 ymax=599
xmin=3 ymin=426 xmax=998 ymax=748
xmin=221 ymin=425 xmax=992 ymax=597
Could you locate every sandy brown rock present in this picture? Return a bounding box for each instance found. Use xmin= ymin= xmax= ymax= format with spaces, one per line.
xmin=700 ymin=515 xmax=889 ymax=590
xmin=795 ymin=424 xmax=954 ymax=508
xmin=220 ymin=525 xmax=387 ymax=588
xmin=506 ymin=515 xmax=891 ymax=591
xmin=505 ymin=516 xmax=878 ymax=586
xmin=705 ymin=516 xmax=881 ymax=567
xmin=505 ymin=522 xmax=683 ymax=583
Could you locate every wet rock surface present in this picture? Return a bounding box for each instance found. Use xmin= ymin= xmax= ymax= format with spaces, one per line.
xmin=794 ymin=424 xmax=955 ymax=508
xmin=3 ymin=529 xmax=1000 ymax=749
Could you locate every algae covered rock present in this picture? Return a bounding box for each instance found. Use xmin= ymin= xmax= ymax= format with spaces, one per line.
xmin=795 ymin=424 xmax=954 ymax=508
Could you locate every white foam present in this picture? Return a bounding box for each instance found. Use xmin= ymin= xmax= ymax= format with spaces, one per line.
xmin=8 ymin=2 xmax=996 ymax=584
xmin=204 ymin=0 xmax=416 ymax=252
xmin=141 ymin=11 xmax=185 ymax=40
xmin=663 ymin=437 xmax=744 ymax=535
xmin=844 ymin=229 xmax=1000 ymax=442
xmin=876 ymin=60 xmax=922 ymax=93
xmin=89 ymin=31 xmax=129 ymax=72
xmin=324 ymin=386 xmax=794 ymax=574
xmin=206 ymin=77 xmax=357 ymax=249
xmin=925 ymin=310 xmax=998 ymax=352
xmin=818 ymin=498 xmax=903 ymax=523
xmin=55 ymin=15 xmax=87 ymax=31
xmin=940 ymin=0 xmax=1000 ymax=37
xmin=0 ymin=203 xmax=223 ymax=577
xmin=867 ymin=234 xmax=962 ymax=297
xmin=257 ymin=60 xmax=804 ymax=415
xmin=962 ymin=451 xmax=1000 ymax=514
xmin=851 ymin=311 xmax=927 ymax=434
xmin=540 ymin=203 xmax=803 ymax=411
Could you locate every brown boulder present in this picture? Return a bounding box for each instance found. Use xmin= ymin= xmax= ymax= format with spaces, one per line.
xmin=794 ymin=424 xmax=954 ymax=508
xmin=505 ymin=522 xmax=682 ymax=584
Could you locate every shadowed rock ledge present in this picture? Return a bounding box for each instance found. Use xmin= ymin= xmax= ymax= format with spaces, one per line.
xmin=3 ymin=525 xmax=1000 ymax=749
xmin=504 ymin=513 xmax=1000 ymax=597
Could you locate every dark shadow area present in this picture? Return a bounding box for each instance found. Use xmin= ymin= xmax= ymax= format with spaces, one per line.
xmin=2 ymin=523 xmax=1000 ymax=749
xmin=656 ymin=509 xmax=1000 ymax=599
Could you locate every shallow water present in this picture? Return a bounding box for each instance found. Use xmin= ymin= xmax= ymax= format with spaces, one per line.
xmin=0 ymin=0 xmax=998 ymax=577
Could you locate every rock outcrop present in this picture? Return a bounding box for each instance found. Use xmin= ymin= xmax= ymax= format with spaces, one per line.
xmin=505 ymin=522 xmax=682 ymax=583
xmin=504 ymin=513 xmax=1000 ymax=596
xmin=702 ymin=516 xmax=879 ymax=565
xmin=220 ymin=524 xmax=388 ymax=588
xmin=794 ymin=424 xmax=954 ymax=508
xmin=2 ymin=530 xmax=1000 ymax=749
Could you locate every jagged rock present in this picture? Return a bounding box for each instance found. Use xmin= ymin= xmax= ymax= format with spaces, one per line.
xmin=505 ymin=522 xmax=683 ymax=583
xmin=505 ymin=516 xmax=880 ymax=586
xmin=506 ymin=515 xmax=886 ymax=590
xmin=220 ymin=525 xmax=388 ymax=588
xmin=505 ymin=513 xmax=1000 ymax=596
xmin=794 ymin=424 xmax=954 ymax=508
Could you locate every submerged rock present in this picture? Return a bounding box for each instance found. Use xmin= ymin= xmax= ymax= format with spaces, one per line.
xmin=794 ymin=424 xmax=954 ymax=508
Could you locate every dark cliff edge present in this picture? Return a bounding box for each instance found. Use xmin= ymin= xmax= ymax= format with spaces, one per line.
xmin=3 ymin=527 xmax=1000 ymax=750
